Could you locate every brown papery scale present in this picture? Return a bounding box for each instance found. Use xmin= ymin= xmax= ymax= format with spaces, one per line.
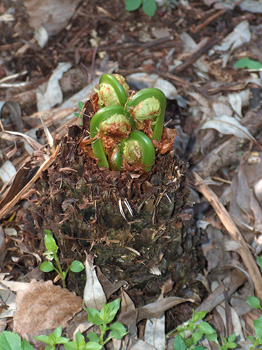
xmin=22 ymin=84 xmax=205 ymax=330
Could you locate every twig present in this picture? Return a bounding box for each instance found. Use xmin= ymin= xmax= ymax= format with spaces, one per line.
xmin=171 ymin=27 xmax=232 ymax=75
xmin=191 ymin=9 xmax=226 ymax=34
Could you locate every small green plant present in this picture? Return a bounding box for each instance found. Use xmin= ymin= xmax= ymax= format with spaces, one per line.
xmin=125 ymin=0 xmax=157 ymax=17
xmin=40 ymin=230 xmax=84 ymax=288
xmin=82 ymin=298 xmax=128 ymax=348
xmin=234 ymin=57 xmax=262 ymax=70
xmin=74 ymin=101 xmax=84 ymax=119
xmin=34 ymin=325 xmax=70 ymax=350
xmin=0 ymin=331 xmax=33 ymax=350
xmin=172 ymin=310 xmax=237 ymax=350
xmin=75 ymin=101 xmax=84 ymax=125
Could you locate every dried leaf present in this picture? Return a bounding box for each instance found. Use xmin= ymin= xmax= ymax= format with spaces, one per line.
xmin=145 ymin=313 xmax=165 ymax=350
xmin=211 ymin=21 xmax=251 ymax=52
xmin=0 ymin=101 xmax=23 ymax=132
xmin=36 ymin=62 xmax=72 ymax=111
xmin=24 ymin=0 xmax=81 ymax=36
xmin=0 ymin=288 xmax=16 ymax=318
xmin=137 ymin=296 xmax=193 ymax=322
xmin=216 ymin=304 xmax=245 ymax=341
xmin=201 ymin=115 xmax=257 ymax=143
xmin=13 ymin=280 xmax=82 ymax=337
xmin=239 ymin=0 xmax=262 ymax=13
xmin=229 ymin=168 xmax=252 ymax=231
xmin=83 ymin=253 xmax=106 ymax=310
xmin=126 ymin=73 xmax=178 ymax=99
xmin=0 ymin=161 xmax=16 ymax=183
xmin=96 ymin=267 xmax=126 ymax=298
xmin=254 ymin=178 xmax=262 ymax=205
xmin=0 ymin=129 xmax=43 ymax=151
xmin=118 ymin=290 xmax=137 ymax=336
xmin=40 ymin=117 xmax=54 ymax=148
xmin=130 ymin=339 xmax=157 ymax=349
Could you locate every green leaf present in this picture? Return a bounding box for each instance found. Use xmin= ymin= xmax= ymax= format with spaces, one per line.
xmin=234 ymin=57 xmax=262 ymax=70
xmin=55 ymin=336 xmax=70 ymax=344
xmin=34 ymin=335 xmax=50 ymax=344
xmin=257 ymin=256 xmax=262 ymax=270
xmin=192 ymin=310 xmax=206 ymax=323
xmin=44 ymin=346 xmax=55 ymax=350
xmin=205 ymin=332 xmax=218 ymax=343
xmin=78 ymin=101 xmax=84 ymax=110
xmin=86 ymin=342 xmax=103 ymax=350
xmin=228 ymin=334 xmax=236 ymax=342
xmin=64 ymin=343 xmax=78 ymax=350
xmin=87 ymin=308 xmax=103 ymax=325
xmin=226 ymin=342 xmax=237 ymax=348
xmin=69 ymin=260 xmax=85 ymax=273
xmin=86 ymin=332 xmax=100 ymax=343
xmin=194 ymin=347 xmax=207 ymax=350
xmin=0 ymin=331 xmax=23 ymax=350
xmin=109 ymin=322 xmax=128 ymax=340
xmin=47 ymin=333 xmax=56 ymax=347
xmin=44 ymin=231 xmax=58 ymax=254
xmin=75 ymin=330 xmax=85 ymax=345
xmin=53 ymin=326 xmax=62 ymax=338
xmin=100 ymin=298 xmax=121 ymax=324
xmin=247 ymin=296 xmax=262 ymax=310
xmin=125 ymin=0 xmax=141 ymax=11
xmin=254 ymin=318 xmax=262 ymax=340
xmin=40 ymin=261 xmax=54 ymax=272
xmin=142 ymin=0 xmax=157 ymax=16
xmin=197 ymin=322 xmax=216 ymax=335
xmin=21 ymin=339 xmax=34 ymax=350
xmin=192 ymin=331 xmax=203 ymax=343
xmin=173 ymin=334 xmax=186 ymax=350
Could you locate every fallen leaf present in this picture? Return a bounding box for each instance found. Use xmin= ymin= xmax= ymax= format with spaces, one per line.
xmin=201 ymin=115 xmax=257 ymax=143
xmin=210 ymin=21 xmax=251 ymax=53
xmin=137 ymin=296 xmax=194 ymax=322
xmin=13 ymin=280 xmax=82 ymax=337
xmin=24 ymin=0 xmax=81 ymax=36
xmin=83 ymin=253 xmax=106 ymax=310
xmin=145 ymin=313 xmax=165 ymax=350
xmin=130 ymin=339 xmax=157 ymax=349
xmin=36 ymin=62 xmax=72 ymax=111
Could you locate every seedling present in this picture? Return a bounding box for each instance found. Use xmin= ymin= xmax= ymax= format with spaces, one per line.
xmin=172 ymin=309 xmax=237 ymax=350
xmin=74 ymin=101 xmax=85 ymax=119
xmin=40 ymin=230 xmax=84 ymax=288
xmin=84 ymin=298 xmax=127 ymax=347
xmin=63 ymin=298 xmax=127 ymax=349
xmin=125 ymin=0 xmax=157 ymax=17
xmin=234 ymin=57 xmax=262 ymax=70
xmin=34 ymin=325 xmax=69 ymax=350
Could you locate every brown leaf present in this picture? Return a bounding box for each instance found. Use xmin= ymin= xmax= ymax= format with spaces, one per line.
xmin=96 ymin=267 xmax=127 ymax=298
xmin=118 ymin=290 xmax=138 ymax=339
xmin=137 ymin=296 xmax=194 ymax=322
xmin=13 ymin=279 xmax=82 ymax=337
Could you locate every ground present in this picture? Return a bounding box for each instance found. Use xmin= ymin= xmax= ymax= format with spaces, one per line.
xmin=1 ymin=0 xmax=262 ymax=349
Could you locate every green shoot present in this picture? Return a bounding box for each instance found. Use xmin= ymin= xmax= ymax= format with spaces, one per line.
xmin=40 ymin=230 xmax=84 ymax=288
